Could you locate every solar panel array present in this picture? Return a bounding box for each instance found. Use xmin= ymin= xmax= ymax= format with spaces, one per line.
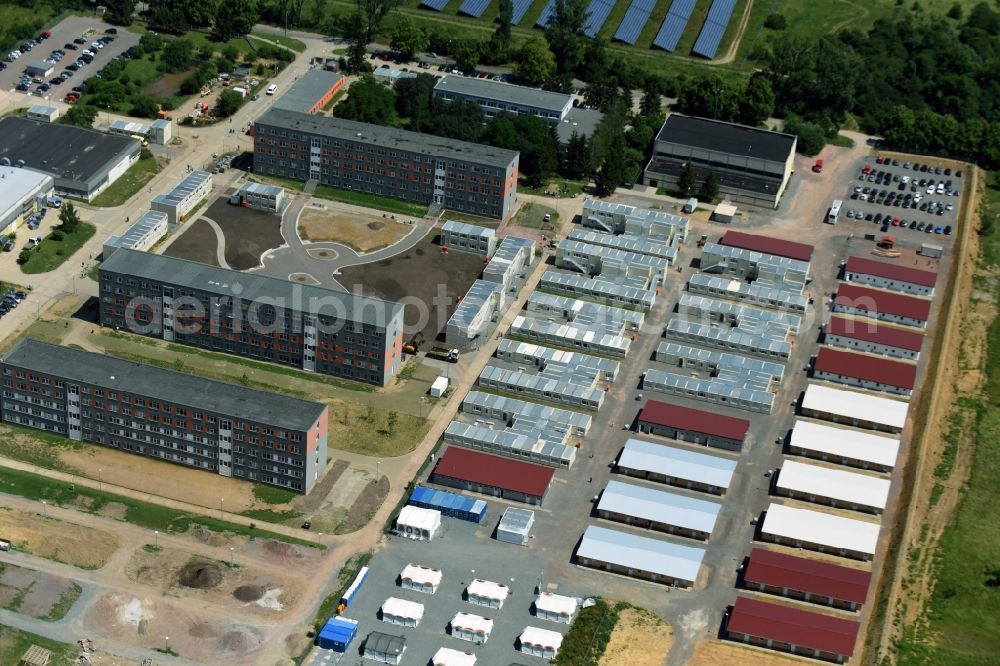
xmin=419 ymin=0 xmax=449 ymax=10
xmin=612 ymin=0 xmax=656 ymax=44
xmin=651 ymin=0 xmax=696 ymax=52
xmin=535 ymin=0 xmax=556 ymax=27
xmin=583 ymin=0 xmax=616 ymax=37
xmin=458 ymin=0 xmax=491 ymax=16
xmin=692 ymin=0 xmax=736 ymax=59
xmin=512 ymin=0 xmax=536 ymax=24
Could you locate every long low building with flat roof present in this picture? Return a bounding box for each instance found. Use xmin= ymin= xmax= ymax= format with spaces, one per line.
xmin=431 ymin=447 xmax=554 ymax=505
xmin=509 ymin=315 xmax=631 ymax=358
xmin=824 ymin=316 xmax=924 ymax=360
xmin=0 ymin=339 xmax=328 ymax=493
xmin=433 ymin=75 xmax=573 ymax=124
xmin=844 ymin=255 xmax=937 ymax=296
xmin=0 ymin=165 xmax=53 ymax=236
xmin=800 ymin=383 xmax=909 ymax=434
xmin=726 ymin=596 xmax=859 ymax=663
xmin=581 ymin=198 xmax=689 ymax=240
xmin=540 ymin=271 xmax=657 ymax=311
xmin=813 ymin=347 xmax=917 ymax=396
xmin=833 ymin=283 xmax=932 ymax=329
xmin=775 ymin=459 xmax=891 ymax=514
xmin=272 ymin=69 xmax=346 ymax=114
xmin=720 ymin=230 xmax=814 ymax=263
xmin=0 ymin=116 xmax=140 ymax=201
xmin=566 ymin=228 xmax=678 ymax=264
xmin=575 ymin=525 xmax=706 ymax=588
xmin=743 ymin=547 xmax=872 ymax=611
xmin=759 ymin=503 xmax=881 ymax=561
xmin=687 ymin=272 xmax=808 ymax=313
xmin=102 ymin=209 xmax=169 ymax=258
xmin=597 ymin=479 xmax=721 ymax=540
xmin=788 ymin=419 xmax=900 ymax=472
xmin=446 ymin=280 xmax=503 ymax=347
xmin=443 ymin=420 xmax=577 ymax=468
xmin=150 ymin=170 xmax=213 ymax=224
xmin=637 ymin=399 xmax=749 ymax=451
xmin=616 ymin=438 xmax=737 ymax=495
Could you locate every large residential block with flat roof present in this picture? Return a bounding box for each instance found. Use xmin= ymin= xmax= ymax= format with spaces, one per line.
xmin=253 ymin=108 xmax=519 ymax=219
xmin=98 ymin=249 xmax=405 ymax=387
xmin=642 ymin=114 xmax=797 ymax=208
xmin=433 ymin=75 xmax=573 ymax=124
xmin=0 ymin=339 xmax=329 ymax=493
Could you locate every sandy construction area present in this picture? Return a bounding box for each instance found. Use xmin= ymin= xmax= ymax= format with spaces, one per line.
xmin=298 ymin=205 xmax=412 ymax=251
xmin=690 ymin=640 xmax=809 ymax=665
xmin=0 ymin=507 xmax=118 ymax=569
xmin=600 ymin=607 xmax=674 ymax=666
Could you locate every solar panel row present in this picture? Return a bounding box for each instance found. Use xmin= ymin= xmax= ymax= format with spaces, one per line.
xmin=613 ymin=1 xmax=653 ymax=45
xmin=583 ymin=0 xmax=616 ymax=37
xmin=651 ymin=0 xmax=697 ymax=52
xmin=420 ymin=0 xmax=449 ymax=10
xmin=458 ymin=0 xmax=492 ymax=16
xmin=535 ymin=0 xmax=555 ymax=27
xmin=512 ymin=0 xmax=535 ymax=24
xmin=692 ymin=0 xmax=736 ymax=59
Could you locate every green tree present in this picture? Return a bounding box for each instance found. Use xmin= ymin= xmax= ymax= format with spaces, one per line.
xmin=946 ymin=3 xmax=962 ymax=20
xmin=162 ymin=38 xmax=194 ymax=73
xmin=130 ymin=96 xmax=161 ymax=119
xmin=698 ymin=171 xmax=719 ymax=201
xmin=221 ymin=44 xmax=241 ymax=63
xmin=544 ymin=0 xmax=589 ymax=89
xmin=513 ymin=115 xmax=559 ymax=188
xmin=104 ymin=0 xmax=136 ymax=26
xmin=217 ymin=89 xmax=245 ymax=117
xmin=594 ymin=132 xmax=625 ymax=196
xmin=493 ymin=0 xmax=514 ymax=56
xmin=214 ymin=0 xmax=259 ymax=39
xmin=513 ymin=38 xmax=555 ymax=86
xmin=148 ymin=2 xmax=188 ymax=33
xmin=763 ymin=13 xmax=786 ymax=30
xmin=390 ymin=17 xmax=428 ymax=60
xmin=58 ymin=202 xmax=82 ymax=234
xmin=394 ymin=73 xmax=437 ymax=130
xmin=346 ymin=12 xmax=370 ymax=74
xmin=358 ymin=0 xmax=402 ymax=44
xmin=480 ymin=115 xmax=520 ymax=150
xmin=215 ymin=56 xmax=236 ymax=75
xmin=310 ymin=0 xmax=329 ymax=27
xmin=640 ymin=82 xmax=662 ymax=117
xmin=333 ymin=77 xmax=397 ymax=124
xmin=560 ymin=131 xmax=591 ymax=180
xmin=452 ymin=39 xmax=482 ymax=72
xmin=783 ymin=115 xmax=828 ymax=156
xmin=59 ymin=105 xmax=98 ymax=128
xmin=677 ymin=161 xmax=696 ymax=196
xmin=740 ymin=73 xmax=775 ymax=127
xmin=430 ymin=99 xmax=485 ymax=142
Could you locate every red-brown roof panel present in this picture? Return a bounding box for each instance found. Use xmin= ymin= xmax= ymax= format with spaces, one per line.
xmin=826 ymin=316 xmax=924 ymax=352
xmin=845 ymin=256 xmax=937 ymax=288
xmin=834 ymin=283 xmax=932 ymax=321
xmin=433 ymin=447 xmax=554 ymax=497
xmin=814 ymin=347 xmax=917 ymax=389
xmin=744 ymin=547 xmax=871 ymax=605
xmin=728 ymin=597 xmax=860 ymax=657
xmin=720 ymin=231 xmax=814 ymax=262
xmin=639 ymin=399 xmax=750 ymax=442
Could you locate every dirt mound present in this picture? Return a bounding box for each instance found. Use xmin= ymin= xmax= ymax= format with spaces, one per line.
xmin=367 ymin=221 xmax=385 ymax=231
xmin=263 ymin=542 xmax=302 ymax=560
xmin=188 ymin=620 xmax=218 ymax=638
xmin=177 ymin=561 xmax=223 ymax=589
xmin=221 ymin=629 xmax=263 ymax=653
xmin=191 ymin=528 xmax=214 ymax=544
xmin=233 ymin=585 xmax=265 ymax=602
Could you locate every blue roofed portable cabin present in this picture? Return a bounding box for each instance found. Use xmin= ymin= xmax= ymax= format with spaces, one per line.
xmin=316 ymin=617 xmax=358 ymax=652
xmin=408 ymin=486 xmax=488 ymax=523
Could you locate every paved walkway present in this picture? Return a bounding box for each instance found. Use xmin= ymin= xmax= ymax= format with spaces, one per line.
xmin=201 ymin=216 xmax=232 ymax=269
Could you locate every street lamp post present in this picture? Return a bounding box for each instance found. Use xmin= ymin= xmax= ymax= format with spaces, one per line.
xmin=376 ymin=460 xmax=381 ymax=481
xmin=98 ymin=467 xmax=102 ymax=491
xmin=229 ymin=547 xmax=234 ymax=567
xmin=154 ymin=530 xmax=158 ymax=548
xmin=219 ymin=497 xmax=224 ymax=519
xmin=165 ymin=636 xmax=169 ymax=651
xmin=41 ymin=500 xmax=47 ymax=516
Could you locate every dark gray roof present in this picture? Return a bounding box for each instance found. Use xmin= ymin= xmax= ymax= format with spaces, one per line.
xmin=273 ymin=70 xmax=344 ymax=113
xmin=364 ymin=631 xmax=405 ymax=654
xmin=434 ymin=75 xmax=571 ymax=114
xmin=3 ymin=339 xmax=326 ymax=431
xmin=556 ymin=107 xmax=604 ymax=143
xmin=101 ymin=249 xmax=404 ymax=328
xmin=0 ymin=116 xmax=138 ymax=187
xmin=656 ymin=114 xmax=796 ymax=164
xmin=255 ymin=108 xmax=518 ymax=169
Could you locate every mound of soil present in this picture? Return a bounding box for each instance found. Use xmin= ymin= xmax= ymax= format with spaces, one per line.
xmin=367 ymin=221 xmax=385 ymax=231
xmin=221 ymin=629 xmax=262 ymax=653
xmin=233 ymin=585 xmax=265 ymax=602
xmin=177 ymin=561 xmax=223 ymax=589
xmin=191 ymin=528 xmax=214 ymax=544
xmin=263 ymin=542 xmax=301 ymax=560
xmin=188 ymin=620 xmax=218 ymax=638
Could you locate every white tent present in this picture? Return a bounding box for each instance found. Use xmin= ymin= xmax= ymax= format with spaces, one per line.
xmin=432 ymin=647 xmax=477 ymax=666
xmin=400 ymin=564 xmax=443 ymax=594
xmin=465 ymin=579 xmax=510 ymax=609
xmin=519 ymin=626 xmax=564 ymax=658
xmin=450 ymin=612 xmax=494 ymax=643
xmin=380 ymin=597 xmax=425 ymax=627
xmin=534 ymin=593 xmax=579 ymax=623
xmin=396 ymin=505 xmax=442 ymax=540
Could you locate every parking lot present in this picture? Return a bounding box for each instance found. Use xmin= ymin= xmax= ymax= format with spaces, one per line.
xmin=2 ymin=15 xmax=139 ymax=102
xmin=842 ymin=156 xmax=962 ymax=238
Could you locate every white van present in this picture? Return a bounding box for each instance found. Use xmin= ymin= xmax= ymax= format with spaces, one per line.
xmin=266 ymin=84 xmax=277 ymax=95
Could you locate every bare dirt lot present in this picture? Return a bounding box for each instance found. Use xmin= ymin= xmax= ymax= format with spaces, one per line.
xmin=338 ymin=233 xmax=485 ymax=343
xmin=690 ymin=640 xmax=805 ymax=665
xmin=163 ymin=219 xmax=219 ymax=266
xmin=205 ymin=198 xmax=284 ymax=270
xmin=600 ymin=607 xmax=674 ymax=666
xmin=0 ymin=563 xmax=81 ymax=620
xmin=298 ymin=204 xmax=412 ymax=251
xmin=0 ymin=508 xmax=118 ymax=569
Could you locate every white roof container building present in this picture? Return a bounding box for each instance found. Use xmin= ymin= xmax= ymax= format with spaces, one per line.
xmin=788 ymin=419 xmax=900 ymax=472
xmin=557 ymin=238 xmax=669 ymax=282
xmin=496 ymin=507 xmax=536 ymax=545
xmin=399 ymin=564 xmax=443 ymax=594
xmin=567 ymin=228 xmax=678 ymax=264
xmin=760 ymin=503 xmax=881 ymax=561
xmin=446 ymin=279 xmax=503 ymax=347
xmin=395 ymin=506 xmax=442 ymax=541
xmin=687 ymin=272 xmax=808 ymax=312
xmin=443 ymin=420 xmax=577 ymax=468
xmin=432 ymin=647 xmax=477 ymax=666
xmin=528 ymin=291 xmax=645 ymax=334
xmin=510 ymin=314 xmax=631 ymax=358
xmin=465 ymin=579 xmax=510 ymax=609
xmin=800 ymin=383 xmax=909 ymax=434
xmin=597 ymin=479 xmax=721 ymax=540
xmin=103 ymin=209 xmax=169 ymax=258
xmin=533 ymin=593 xmax=579 ymax=623
xmin=581 ymin=198 xmax=689 ymax=241
xmin=441 ymin=220 xmax=498 ymax=256
xmin=575 ymin=525 xmax=706 ymax=587
xmin=495 ymin=339 xmax=620 ymax=381
xmin=775 ymin=460 xmax=892 ymax=514
xmin=380 ymin=597 xmax=425 ymax=627
xmin=519 ymin=626 xmax=565 ymax=658
xmin=617 ymin=439 xmax=737 ymax=495
xmin=450 ymin=612 xmax=494 ymax=643
xmin=462 ymin=391 xmax=592 ymax=437
xmin=26 ymin=105 xmax=59 ymax=123
xmin=540 ymin=271 xmax=657 ymax=311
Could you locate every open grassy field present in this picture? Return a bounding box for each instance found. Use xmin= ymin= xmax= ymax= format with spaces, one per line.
xmin=90 ymin=153 xmax=163 ymax=207
xmin=0 ymin=626 xmax=78 ymax=666
xmin=251 ymin=31 xmax=307 ymax=53
xmin=19 ymin=223 xmax=95 ymax=275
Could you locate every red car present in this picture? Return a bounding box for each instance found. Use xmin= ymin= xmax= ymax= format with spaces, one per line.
xmin=381 ymin=53 xmax=390 ymax=61
xmin=892 ymin=217 xmax=901 ymax=226
xmin=875 ymin=155 xmax=884 ymax=164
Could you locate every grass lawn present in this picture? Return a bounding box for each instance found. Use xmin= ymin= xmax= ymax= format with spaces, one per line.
xmin=314 ymin=184 xmax=428 ymax=217
xmin=19 ymin=223 xmax=95 ymax=275
xmin=184 ymin=30 xmax=259 ymax=58
xmin=327 ymin=403 xmax=430 ymax=457
xmin=0 ymin=465 xmax=321 ymax=548
xmin=520 ymin=179 xmax=587 ymax=197
xmin=42 ymin=582 xmax=81 ymax=621
xmin=439 ymin=209 xmax=501 ymax=227
xmin=252 ymin=484 xmax=299 ymax=505
xmin=251 ymin=31 xmax=307 ymax=53
xmin=0 ymin=626 xmax=77 ymax=665
xmin=513 ymin=201 xmax=558 ymax=232
xmin=0 ymin=423 xmax=85 ymax=471
xmin=90 ymin=154 xmax=163 ymax=208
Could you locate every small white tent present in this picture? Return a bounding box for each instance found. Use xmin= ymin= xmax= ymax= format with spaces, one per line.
xmin=399 ymin=564 xmax=443 ymax=594
xmin=396 ymin=506 xmax=442 ymax=540
xmin=450 ymin=612 xmax=494 ymax=643
xmin=465 ymin=579 xmax=510 ymax=609
xmin=380 ymin=597 xmax=425 ymax=627
xmin=432 ymin=647 xmax=477 ymax=666
xmin=519 ymin=626 xmax=565 ymax=658
xmin=533 ymin=593 xmax=579 ymax=623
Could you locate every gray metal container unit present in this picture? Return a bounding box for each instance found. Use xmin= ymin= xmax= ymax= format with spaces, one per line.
xmin=496 ymin=507 xmax=535 ymax=545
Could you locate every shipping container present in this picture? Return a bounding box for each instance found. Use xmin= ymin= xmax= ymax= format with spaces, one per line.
xmin=409 ymin=486 xmax=488 ymax=523
xmin=316 ymin=617 xmax=358 ymax=652
xmin=341 ymin=565 xmax=368 ymax=607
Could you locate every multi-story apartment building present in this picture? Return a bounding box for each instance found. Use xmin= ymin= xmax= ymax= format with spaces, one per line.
xmin=1 ymin=339 xmax=329 ymax=493
xmin=253 ymin=108 xmax=520 ymax=220
xmin=99 ymin=249 xmax=405 ymax=387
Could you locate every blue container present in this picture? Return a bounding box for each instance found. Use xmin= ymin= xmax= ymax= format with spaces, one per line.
xmin=408 ymin=486 xmax=488 ymax=523
xmin=340 ymin=565 xmax=368 ymax=606
xmin=316 ymin=617 xmax=358 ymax=652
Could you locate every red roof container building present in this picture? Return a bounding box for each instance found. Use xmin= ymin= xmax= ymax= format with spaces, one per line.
xmin=832 ymin=283 xmax=932 ymax=329
xmin=720 ymin=231 xmax=814 ymax=263
xmin=726 ymin=596 xmax=860 ymax=663
xmin=743 ymin=548 xmax=872 ymax=611
xmin=824 ymin=316 xmax=924 ymax=361
xmin=430 ymin=447 xmax=555 ymax=505
xmin=813 ymin=347 xmax=917 ymax=396
xmin=637 ymin=399 xmax=751 ymax=451
xmin=844 ymin=256 xmax=937 ymax=297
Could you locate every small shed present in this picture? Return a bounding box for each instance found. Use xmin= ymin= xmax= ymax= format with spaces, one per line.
xmin=317 ymin=617 xmax=358 ymax=652
xmin=26 ymin=105 xmax=58 ymax=123
xmin=430 ymin=375 xmax=449 ymax=397
xmin=533 ymin=593 xmax=579 ymax=624
xmin=466 ymin=579 xmax=509 ymax=609
xmin=400 ymin=563 xmax=442 ymax=594
xmin=683 ymin=197 xmax=698 ymax=213
xmin=919 ymin=242 xmax=943 ymax=259
xmin=19 ymin=645 xmax=51 ymax=666
xmin=396 ymin=505 xmax=442 ymax=540
xmin=363 ymin=631 xmax=406 ymax=665
xmin=432 ymin=647 xmax=477 ymax=666
xmin=380 ymin=597 xmax=424 ymax=627
xmin=25 ymin=61 xmax=53 ymax=77
xmin=519 ymin=626 xmax=564 ymax=658
xmin=712 ymin=202 xmax=737 ymax=224
xmin=450 ymin=612 xmax=494 ymax=643
xmin=496 ymin=507 xmax=535 ymax=545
